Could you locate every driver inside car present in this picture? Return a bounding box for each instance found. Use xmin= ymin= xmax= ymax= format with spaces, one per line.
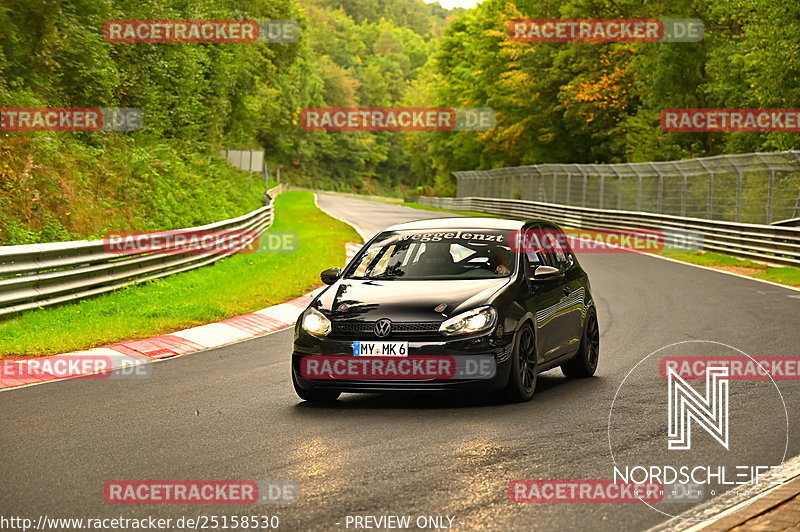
xmin=487 ymin=247 xmax=512 ymax=275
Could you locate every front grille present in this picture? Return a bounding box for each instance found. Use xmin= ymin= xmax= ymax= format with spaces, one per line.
xmin=332 ymin=321 xmax=441 ymax=337
xmin=393 ymin=322 xmax=440 ymax=332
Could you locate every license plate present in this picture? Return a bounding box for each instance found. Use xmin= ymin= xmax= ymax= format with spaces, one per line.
xmin=352 ymin=341 xmax=408 ymax=357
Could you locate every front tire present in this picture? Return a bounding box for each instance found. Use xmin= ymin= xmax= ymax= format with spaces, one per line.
xmin=502 ymin=323 xmax=537 ymax=402
xmin=561 ymin=309 xmax=599 ymax=378
xmin=292 ymin=370 xmax=341 ymax=403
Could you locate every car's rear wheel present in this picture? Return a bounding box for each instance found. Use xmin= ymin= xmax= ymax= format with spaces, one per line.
xmin=561 ymin=309 xmax=599 ymax=378
xmin=502 ymin=323 xmax=537 ymax=402
xmin=292 ymin=370 xmax=341 ymax=403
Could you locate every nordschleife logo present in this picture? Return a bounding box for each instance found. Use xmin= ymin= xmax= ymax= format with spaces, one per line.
xmin=667 ymin=365 xmax=729 ymax=450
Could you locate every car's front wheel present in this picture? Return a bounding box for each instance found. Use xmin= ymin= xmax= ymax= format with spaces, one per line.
xmin=502 ymin=323 xmax=537 ymax=402
xmin=292 ymin=370 xmax=341 ymax=403
xmin=561 ymin=309 xmax=599 ymax=378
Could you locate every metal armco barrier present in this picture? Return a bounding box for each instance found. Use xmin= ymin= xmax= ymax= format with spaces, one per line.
xmin=0 ymin=185 xmax=283 ymax=318
xmin=416 ymin=196 xmax=800 ymax=267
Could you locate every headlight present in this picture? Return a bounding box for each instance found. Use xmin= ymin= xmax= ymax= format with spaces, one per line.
xmin=439 ymin=306 xmax=497 ymax=336
xmin=302 ymin=308 xmax=331 ymax=337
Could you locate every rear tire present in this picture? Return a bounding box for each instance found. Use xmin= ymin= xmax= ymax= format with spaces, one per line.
xmin=501 ymin=323 xmax=537 ymax=402
xmin=561 ymin=309 xmax=599 ymax=378
xmin=292 ymin=370 xmax=341 ymax=403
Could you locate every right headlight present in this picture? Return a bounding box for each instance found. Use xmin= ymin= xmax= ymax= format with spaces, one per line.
xmin=439 ymin=306 xmax=497 ymax=336
xmin=301 ymin=307 xmax=331 ymax=337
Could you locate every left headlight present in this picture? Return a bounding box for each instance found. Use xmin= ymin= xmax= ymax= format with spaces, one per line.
xmin=301 ymin=307 xmax=331 ymax=337
xmin=439 ymin=306 xmax=497 ymax=336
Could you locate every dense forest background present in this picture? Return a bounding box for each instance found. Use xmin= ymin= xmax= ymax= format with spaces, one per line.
xmin=1 ymin=0 xmax=798 ymax=243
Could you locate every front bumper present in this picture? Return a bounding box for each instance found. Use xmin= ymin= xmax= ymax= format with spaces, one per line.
xmin=292 ymin=331 xmax=514 ymax=393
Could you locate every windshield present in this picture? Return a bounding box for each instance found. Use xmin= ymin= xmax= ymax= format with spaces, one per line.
xmin=348 ymin=229 xmax=517 ymax=280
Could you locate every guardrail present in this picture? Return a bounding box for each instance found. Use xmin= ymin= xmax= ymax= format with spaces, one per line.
xmin=0 ymin=185 xmax=283 ymax=318
xmin=416 ymin=196 xmax=800 ymax=268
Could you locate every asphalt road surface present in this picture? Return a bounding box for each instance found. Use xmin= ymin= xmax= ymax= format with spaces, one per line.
xmin=1 ymin=194 xmax=798 ymax=531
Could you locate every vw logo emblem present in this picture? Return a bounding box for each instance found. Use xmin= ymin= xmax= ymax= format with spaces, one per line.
xmin=374 ymin=318 xmax=392 ymax=338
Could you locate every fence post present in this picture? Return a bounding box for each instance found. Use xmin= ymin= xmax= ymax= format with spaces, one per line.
xmin=736 ymin=167 xmax=743 ymax=222
xmin=708 ymin=173 xmax=714 ymax=219
xmin=552 ymin=174 xmax=557 ymax=203
xmin=582 ymin=169 xmax=588 ymax=207
xmin=673 ymin=163 xmax=688 ymax=217
xmin=681 ymin=174 xmax=687 ymax=217
xmin=528 ymin=169 xmax=536 ymax=201
xmin=599 ymin=174 xmax=605 ymax=210
xmin=566 ymin=172 xmax=572 ymax=205
xmin=637 ymin=173 xmax=642 ymax=210
xmin=767 ymin=169 xmax=775 ymax=223
xmin=657 ymin=173 xmax=664 ymax=213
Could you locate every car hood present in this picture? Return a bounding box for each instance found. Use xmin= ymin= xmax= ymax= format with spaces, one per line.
xmin=316 ymin=278 xmax=511 ymax=322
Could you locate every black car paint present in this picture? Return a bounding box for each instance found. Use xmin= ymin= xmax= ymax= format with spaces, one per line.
xmin=292 ymin=217 xmax=594 ymax=395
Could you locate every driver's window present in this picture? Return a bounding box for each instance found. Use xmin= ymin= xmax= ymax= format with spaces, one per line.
xmin=537 ymin=225 xmax=569 ymax=270
xmin=521 ymin=225 xmax=545 ymax=270
xmin=552 ymin=229 xmax=574 ymax=269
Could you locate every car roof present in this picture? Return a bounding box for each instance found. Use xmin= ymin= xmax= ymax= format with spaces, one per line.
xmin=384 ymin=217 xmax=526 ymax=231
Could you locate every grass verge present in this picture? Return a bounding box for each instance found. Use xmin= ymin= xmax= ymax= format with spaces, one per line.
xmin=0 ymin=191 xmax=361 ymax=357
xmin=660 ymin=251 xmax=800 ymax=287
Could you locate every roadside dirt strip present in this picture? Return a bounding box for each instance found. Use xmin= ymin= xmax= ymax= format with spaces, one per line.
xmin=0 ymin=242 xmax=362 ymax=391
xmin=652 ymin=472 xmax=800 ymax=532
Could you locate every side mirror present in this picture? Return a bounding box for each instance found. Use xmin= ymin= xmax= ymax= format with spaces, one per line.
xmin=531 ymin=265 xmax=563 ymax=282
xmin=320 ymin=267 xmax=342 ymax=285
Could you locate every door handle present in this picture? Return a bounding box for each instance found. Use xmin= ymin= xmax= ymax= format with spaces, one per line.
xmin=563 ymin=286 xmax=571 ymax=296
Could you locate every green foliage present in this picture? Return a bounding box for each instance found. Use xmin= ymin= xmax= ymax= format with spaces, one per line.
xmin=0 ymin=0 xmax=306 ymax=243
xmin=0 ymin=191 xmax=361 ymax=356
xmin=410 ymin=0 xmax=800 ymax=193
xmin=282 ymin=0 xmax=447 ymax=194
xmin=2 ymin=0 xmax=798 ymax=232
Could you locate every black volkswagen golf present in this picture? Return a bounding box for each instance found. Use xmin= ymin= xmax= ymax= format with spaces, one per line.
xmin=292 ymin=217 xmax=599 ymax=403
